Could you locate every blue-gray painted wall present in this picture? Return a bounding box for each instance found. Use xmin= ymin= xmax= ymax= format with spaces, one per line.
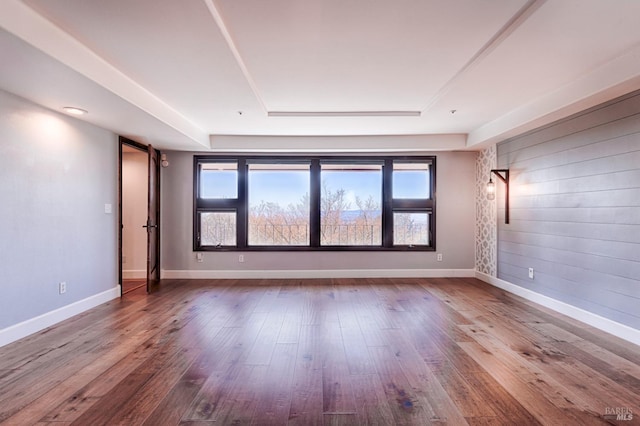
xmin=0 ymin=89 xmax=118 ymax=330
xmin=497 ymin=91 xmax=640 ymax=330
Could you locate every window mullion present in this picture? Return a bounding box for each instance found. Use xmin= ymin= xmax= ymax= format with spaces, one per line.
xmin=310 ymin=159 xmax=321 ymax=247
xmin=382 ymin=158 xmax=393 ymax=248
xmin=237 ymin=159 xmax=248 ymax=249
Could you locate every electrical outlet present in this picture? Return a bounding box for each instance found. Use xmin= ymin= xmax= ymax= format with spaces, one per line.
xmin=122 ymin=255 xmax=127 ymax=264
xmin=239 ymin=255 xmax=245 ymax=263
xmin=528 ymin=268 xmax=534 ymax=279
xmin=196 ymin=252 xmax=203 ymax=263
xmin=59 ymin=282 xmax=67 ymax=294
xmin=437 ymin=253 xmax=443 ymax=262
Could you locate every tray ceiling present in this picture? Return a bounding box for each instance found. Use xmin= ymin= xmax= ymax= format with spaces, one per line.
xmin=1 ymin=0 xmax=640 ymax=151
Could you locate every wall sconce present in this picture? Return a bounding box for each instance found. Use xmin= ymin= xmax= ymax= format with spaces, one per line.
xmin=160 ymin=153 xmax=169 ymax=168
xmin=487 ymin=169 xmax=509 ymax=224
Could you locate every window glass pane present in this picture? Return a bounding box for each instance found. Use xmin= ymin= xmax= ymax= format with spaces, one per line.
xmin=393 ymin=162 xmax=430 ymax=199
xmin=200 ymin=212 xmax=236 ymax=246
xmin=321 ymin=164 xmax=382 ymax=246
xmin=200 ymin=162 xmax=237 ymax=199
xmin=248 ymin=163 xmax=310 ymax=245
xmin=393 ymin=212 xmax=430 ymax=245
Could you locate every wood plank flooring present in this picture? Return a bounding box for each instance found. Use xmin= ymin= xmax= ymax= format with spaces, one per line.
xmin=0 ymin=277 xmax=638 ymax=425
xmin=121 ymin=278 xmax=147 ymax=295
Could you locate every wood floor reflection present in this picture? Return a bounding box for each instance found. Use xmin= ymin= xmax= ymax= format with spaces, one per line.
xmin=0 ymin=278 xmax=638 ymax=425
xmin=122 ymin=278 xmax=147 ymax=295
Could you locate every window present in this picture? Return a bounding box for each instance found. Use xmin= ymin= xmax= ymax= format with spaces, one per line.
xmin=393 ymin=162 xmax=430 ymax=199
xmin=194 ymin=156 xmax=435 ymax=251
xmin=248 ymin=162 xmax=310 ymax=246
xmin=391 ymin=161 xmax=433 ymax=247
xmin=393 ymin=212 xmax=430 ymax=246
xmin=200 ymin=162 xmax=237 ymax=199
xmin=194 ymin=160 xmax=239 ymax=248
xmin=200 ymin=212 xmax=236 ymax=246
xmin=320 ymin=163 xmax=382 ymax=246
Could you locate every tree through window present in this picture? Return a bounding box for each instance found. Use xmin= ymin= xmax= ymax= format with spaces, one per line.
xmin=248 ymin=163 xmax=310 ymax=246
xmin=320 ymin=163 xmax=382 ymax=246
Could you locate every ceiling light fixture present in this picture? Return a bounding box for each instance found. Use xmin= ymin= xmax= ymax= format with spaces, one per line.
xmin=63 ymin=107 xmax=87 ymax=115
xmin=268 ymin=111 xmax=421 ymax=117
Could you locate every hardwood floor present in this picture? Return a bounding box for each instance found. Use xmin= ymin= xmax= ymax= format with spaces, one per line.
xmin=121 ymin=278 xmax=147 ymax=294
xmin=0 ymin=278 xmax=638 ymax=425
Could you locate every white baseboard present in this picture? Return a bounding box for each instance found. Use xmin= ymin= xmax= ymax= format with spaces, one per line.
xmin=123 ymin=269 xmax=146 ymax=279
xmin=162 ymin=268 xmax=476 ymax=280
xmin=0 ymin=286 xmax=121 ymax=348
xmin=475 ymin=271 xmax=640 ymax=347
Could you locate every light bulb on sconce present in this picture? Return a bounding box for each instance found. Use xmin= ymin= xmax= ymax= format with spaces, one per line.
xmin=160 ymin=153 xmax=169 ymax=168
xmin=486 ymin=178 xmax=496 ymax=201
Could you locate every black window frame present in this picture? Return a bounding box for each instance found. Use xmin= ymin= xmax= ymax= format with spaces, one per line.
xmin=194 ymin=155 xmax=436 ymax=252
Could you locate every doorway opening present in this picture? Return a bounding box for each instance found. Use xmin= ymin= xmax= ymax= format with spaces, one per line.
xmin=121 ymin=143 xmax=147 ymax=294
xmin=118 ymin=137 xmax=161 ymax=295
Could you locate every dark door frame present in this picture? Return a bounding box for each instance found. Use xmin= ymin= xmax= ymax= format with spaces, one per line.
xmin=118 ymin=136 xmax=161 ymax=295
xmin=146 ymin=143 xmax=161 ymax=293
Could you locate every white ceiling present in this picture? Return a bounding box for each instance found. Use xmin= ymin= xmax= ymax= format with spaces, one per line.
xmin=1 ymin=0 xmax=640 ymax=152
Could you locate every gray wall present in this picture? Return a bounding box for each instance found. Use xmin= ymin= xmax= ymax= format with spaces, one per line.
xmin=0 ymin=90 xmax=118 ymax=329
xmin=161 ymin=150 xmax=477 ymax=274
xmin=497 ymin=91 xmax=640 ymax=330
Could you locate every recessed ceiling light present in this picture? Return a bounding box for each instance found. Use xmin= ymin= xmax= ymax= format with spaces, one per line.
xmin=63 ymin=107 xmax=88 ymax=115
